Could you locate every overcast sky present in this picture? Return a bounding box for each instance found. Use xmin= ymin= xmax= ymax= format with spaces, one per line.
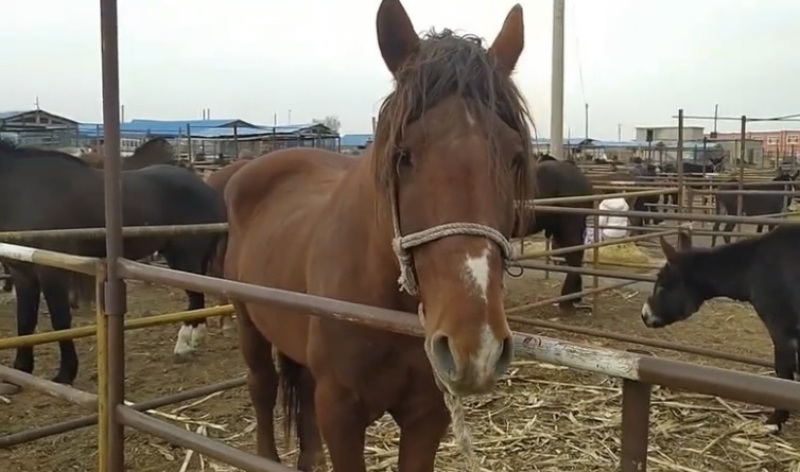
xmin=2 ymin=1 xmax=798 ymax=138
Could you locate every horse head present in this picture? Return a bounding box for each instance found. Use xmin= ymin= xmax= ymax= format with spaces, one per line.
xmin=372 ymin=0 xmax=531 ymax=395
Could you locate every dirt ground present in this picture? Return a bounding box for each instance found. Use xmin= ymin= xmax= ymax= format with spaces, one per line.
xmin=0 ymin=239 xmax=798 ymax=471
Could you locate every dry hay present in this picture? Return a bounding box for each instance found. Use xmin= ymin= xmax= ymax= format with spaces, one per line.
xmin=136 ymin=362 xmax=798 ymax=472
xmin=518 ymin=238 xmax=656 ymax=274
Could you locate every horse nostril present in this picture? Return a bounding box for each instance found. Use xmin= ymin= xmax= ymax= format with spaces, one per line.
xmin=430 ymin=332 xmax=457 ymax=378
xmin=494 ymin=336 xmax=514 ymax=378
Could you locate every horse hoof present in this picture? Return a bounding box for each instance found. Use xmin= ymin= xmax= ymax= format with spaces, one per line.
xmin=0 ymin=381 xmax=21 ymax=395
xmin=173 ymin=352 xmax=196 ymax=364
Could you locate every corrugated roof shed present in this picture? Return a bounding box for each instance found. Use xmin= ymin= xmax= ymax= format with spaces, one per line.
xmin=0 ymin=110 xmax=32 ymax=120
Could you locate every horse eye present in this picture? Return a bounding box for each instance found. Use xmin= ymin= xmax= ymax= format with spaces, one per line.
xmin=397 ymin=149 xmax=413 ymax=168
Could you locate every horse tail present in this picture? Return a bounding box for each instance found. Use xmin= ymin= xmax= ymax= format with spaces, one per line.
xmin=277 ymin=353 xmax=303 ymax=449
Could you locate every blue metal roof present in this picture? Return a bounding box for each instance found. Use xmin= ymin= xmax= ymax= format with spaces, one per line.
xmin=341 ymin=134 xmax=373 ymax=147
xmin=78 ymin=120 xmax=337 ymax=139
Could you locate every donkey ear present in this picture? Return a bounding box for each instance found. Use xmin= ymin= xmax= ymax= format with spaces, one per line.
xmin=676 ymin=231 xmax=692 ymax=251
xmin=489 ymin=4 xmax=525 ymax=75
xmin=659 ymin=236 xmax=678 ymax=262
xmin=376 ymin=0 xmax=420 ymax=75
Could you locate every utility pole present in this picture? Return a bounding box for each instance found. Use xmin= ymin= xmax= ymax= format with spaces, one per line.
xmin=584 ymin=102 xmax=589 ymax=140
xmin=617 ymin=123 xmax=622 ymax=141
xmin=550 ymin=0 xmax=565 ymax=159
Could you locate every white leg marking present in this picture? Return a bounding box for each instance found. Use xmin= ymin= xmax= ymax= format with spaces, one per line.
xmin=471 ymin=323 xmax=503 ymax=380
xmin=191 ymin=323 xmax=207 ymax=348
xmin=641 ymin=302 xmax=656 ymax=325
xmin=462 ymin=243 xmax=491 ymax=302
xmin=174 ymin=324 xmax=194 ymax=356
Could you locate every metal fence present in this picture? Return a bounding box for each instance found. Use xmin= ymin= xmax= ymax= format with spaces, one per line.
xmin=3 ymin=2 xmax=800 ymax=471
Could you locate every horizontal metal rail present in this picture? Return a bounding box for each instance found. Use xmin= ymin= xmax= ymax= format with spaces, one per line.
xmin=119 ymin=259 xmax=800 ymax=413
xmin=0 ymin=305 xmax=233 ymax=350
xmin=0 ymin=223 xmax=228 ymax=242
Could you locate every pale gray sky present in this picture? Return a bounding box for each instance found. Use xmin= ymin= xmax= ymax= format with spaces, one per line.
xmin=2 ymin=1 xmax=798 ymax=138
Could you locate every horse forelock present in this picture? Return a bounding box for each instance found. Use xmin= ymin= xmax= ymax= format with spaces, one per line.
xmin=371 ymin=28 xmax=535 ymax=220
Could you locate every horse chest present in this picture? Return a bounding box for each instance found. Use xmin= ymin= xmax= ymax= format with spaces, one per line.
xmin=308 ymin=319 xmax=428 ymax=409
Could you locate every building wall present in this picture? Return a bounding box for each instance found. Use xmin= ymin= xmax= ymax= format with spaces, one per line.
xmin=635 ymin=126 xmax=705 ymax=142
xmin=712 ymin=129 xmax=800 ymax=159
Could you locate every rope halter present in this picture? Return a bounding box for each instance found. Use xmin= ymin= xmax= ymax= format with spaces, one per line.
xmin=389 ymin=190 xmax=519 ymax=296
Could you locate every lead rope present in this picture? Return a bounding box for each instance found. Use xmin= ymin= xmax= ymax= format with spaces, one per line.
xmin=444 ymin=392 xmax=482 ymax=471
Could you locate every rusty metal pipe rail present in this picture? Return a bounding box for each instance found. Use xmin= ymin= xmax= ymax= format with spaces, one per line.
xmin=507 ymin=315 xmax=773 ymax=369
xmin=519 ymin=260 xmax=656 ymax=283
xmin=528 ymin=188 xmax=677 ymax=206
xmin=0 ymin=365 xmax=97 ymax=408
xmin=0 ymin=223 xmax=228 ymax=242
xmin=534 ymin=205 xmax=800 ymax=227
xmin=0 ymin=243 xmax=98 ymax=275
xmin=118 ymin=406 xmax=296 ymax=472
xmin=515 ymin=228 xmax=677 ymax=261
xmin=0 ymin=376 xmax=246 ymax=449
xmin=120 ymin=259 xmax=800 ymax=413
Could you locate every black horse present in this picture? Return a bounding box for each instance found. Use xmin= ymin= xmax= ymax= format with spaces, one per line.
xmin=642 ymin=227 xmax=800 ymax=430
xmin=0 ymin=139 xmax=226 ymax=389
xmin=517 ymin=154 xmax=593 ymax=310
xmin=710 ymin=171 xmax=799 ymax=246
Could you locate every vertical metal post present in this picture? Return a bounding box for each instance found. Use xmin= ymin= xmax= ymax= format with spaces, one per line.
xmin=620 ymin=379 xmax=652 ymax=472
xmin=737 ymin=116 xmax=746 ymax=240
xmin=676 ymin=110 xmax=685 ymax=213
xmin=591 ymin=199 xmax=600 ymax=315
xmin=550 ymin=0 xmax=565 ymax=160
xmin=186 ymin=124 xmax=193 ymax=163
xmin=99 ymin=0 xmax=126 ymax=470
xmin=94 ymin=267 xmax=108 ymax=472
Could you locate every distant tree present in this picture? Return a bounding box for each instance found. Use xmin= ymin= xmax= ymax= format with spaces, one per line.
xmin=312 ymin=115 xmax=342 ymax=134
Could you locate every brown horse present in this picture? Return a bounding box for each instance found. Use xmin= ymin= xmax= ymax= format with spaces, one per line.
xmin=204 ymin=159 xmax=252 ymax=332
xmin=224 ymin=1 xmax=532 ymax=470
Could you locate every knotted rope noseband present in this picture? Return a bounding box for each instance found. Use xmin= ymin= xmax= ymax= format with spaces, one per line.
xmin=389 ymin=188 xmax=519 ymax=296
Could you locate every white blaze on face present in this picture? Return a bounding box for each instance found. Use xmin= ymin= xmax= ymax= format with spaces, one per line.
xmin=462 ymin=243 xmax=491 ymax=303
xmin=471 ymin=323 xmax=504 ymax=380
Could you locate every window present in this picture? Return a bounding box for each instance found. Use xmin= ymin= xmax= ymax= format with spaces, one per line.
xmin=787 ymin=135 xmax=800 ymax=144
xmin=767 ymin=136 xmax=779 ymax=145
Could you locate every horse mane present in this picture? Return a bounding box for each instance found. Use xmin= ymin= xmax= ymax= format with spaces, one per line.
xmin=0 ymin=138 xmax=91 ymax=167
xmin=371 ymin=28 xmax=535 ymax=214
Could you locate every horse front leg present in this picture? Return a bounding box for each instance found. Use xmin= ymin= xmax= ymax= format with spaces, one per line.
xmin=390 ymin=390 xmax=450 ymax=472
xmin=315 ymin=378 xmax=370 ymax=472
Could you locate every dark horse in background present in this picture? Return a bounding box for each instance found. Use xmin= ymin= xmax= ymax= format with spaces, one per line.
xmin=516 ymin=154 xmax=593 ymax=311
xmin=711 ymin=170 xmax=799 ymax=246
xmin=3 ymin=138 xmax=183 ymax=308
xmin=0 ymin=139 xmax=226 ymax=393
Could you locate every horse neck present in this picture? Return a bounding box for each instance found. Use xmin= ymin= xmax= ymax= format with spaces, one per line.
xmin=330 ymin=157 xmax=411 ymax=307
xmin=686 ymin=243 xmax=756 ymax=302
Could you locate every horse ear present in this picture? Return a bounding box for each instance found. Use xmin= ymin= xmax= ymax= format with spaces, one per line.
xmin=659 ymin=236 xmax=678 ymax=262
xmin=376 ymin=0 xmax=420 ymax=75
xmin=677 ymin=231 xmax=692 ymax=251
xmin=489 ymin=4 xmax=524 ymax=75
